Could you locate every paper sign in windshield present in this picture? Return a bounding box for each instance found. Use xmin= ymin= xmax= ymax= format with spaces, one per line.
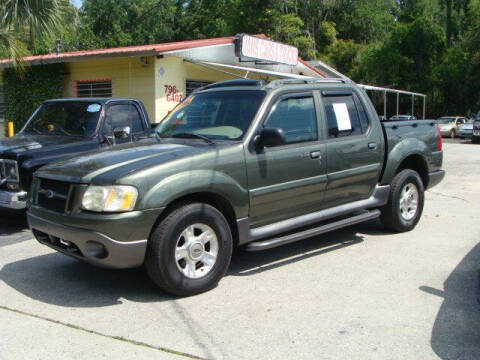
xmin=332 ymin=103 xmax=352 ymax=131
xmin=87 ymin=104 xmax=101 ymax=113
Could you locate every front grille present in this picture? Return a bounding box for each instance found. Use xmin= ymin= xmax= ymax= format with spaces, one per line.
xmin=0 ymin=159 xmax=19 ymax=189
xmin=0 ymin=161 xmax=5 ymax=189
xmin=37 ymin=178 xmax=72 ymax=213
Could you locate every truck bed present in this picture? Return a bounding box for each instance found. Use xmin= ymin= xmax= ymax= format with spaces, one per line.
xmin=380 ymin=119 xmax=443 ymax=187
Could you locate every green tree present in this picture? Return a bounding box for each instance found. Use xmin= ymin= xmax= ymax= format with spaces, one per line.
xmin=0 ymin=0 xmax=68 ymax=67
xmin=323 ymin=39 xmax=363 ymax=77
xmin=174 ymin=0 xmax=234 ymax=40
xmin=354 ymin=17 xmax=445 ymax=93
xmin=78 ymin=0 xmax=177 ymax=49
xmin=268 ymin=11 xmax=316 ymax=59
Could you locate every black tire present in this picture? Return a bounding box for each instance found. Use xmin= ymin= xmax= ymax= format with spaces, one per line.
xmin=449 ymin=129 xmax=456 ymax=138
xmin=145 ymin=203 xmax=233 ymax=296
xmin=380 ymin=169 xmax=425 ymax=232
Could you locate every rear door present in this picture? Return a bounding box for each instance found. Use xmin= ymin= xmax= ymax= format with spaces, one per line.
xmin=321 ymin=89 xmax=384 ymax=208
xmin=245 ymin=91 xmax=327 ymax=227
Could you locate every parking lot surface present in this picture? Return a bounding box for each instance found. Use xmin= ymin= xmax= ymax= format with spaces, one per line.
xmin=1 ymin=141 xmax=479 ymax=359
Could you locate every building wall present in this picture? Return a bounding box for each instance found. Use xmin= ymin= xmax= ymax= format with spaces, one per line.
xmin=64 ymin=56 xmax=156 ymax=122
xmin=153 ymin=55 xmax=276 ymax=122
xmin=153 ymin=55 xmax=240 ymax=122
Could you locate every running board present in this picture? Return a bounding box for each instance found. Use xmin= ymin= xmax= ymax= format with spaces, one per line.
xmin=246 ymin=209 xmax=380 ymax=251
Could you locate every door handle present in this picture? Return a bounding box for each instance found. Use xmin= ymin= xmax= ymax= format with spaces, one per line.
xmin=368 ymin=142 xmax=377 ymax=150
xmin=310 ymin=151 xmax=322 ymax=159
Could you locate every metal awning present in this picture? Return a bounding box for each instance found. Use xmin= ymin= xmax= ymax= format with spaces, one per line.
xmin=187 ymin=60 xmax=312 ymax=80
xmin=358 ymin=84 xmax=427 ymax=120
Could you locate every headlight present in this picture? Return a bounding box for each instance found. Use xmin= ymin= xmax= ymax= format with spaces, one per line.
xmin=81 ymin=185 xmax=138 ymax=212
xmin=4 ymin=161 xmax=19 ymax=182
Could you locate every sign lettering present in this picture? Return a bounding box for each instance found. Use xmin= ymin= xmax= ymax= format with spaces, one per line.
xmin=236 ymin=35 xmax=298 ymax=66
xmin=164 ymin=84 xmax=184 ymax=102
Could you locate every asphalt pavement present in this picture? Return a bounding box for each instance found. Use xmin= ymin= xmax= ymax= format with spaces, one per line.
xmin=0 ymin=141 xmax=479 ymax=359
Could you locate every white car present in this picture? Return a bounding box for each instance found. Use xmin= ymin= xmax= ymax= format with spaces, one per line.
xmin=437 ymin=116 xmax=468 ymax=138
xmin=458 ymin=119 xmax=474 ymax=139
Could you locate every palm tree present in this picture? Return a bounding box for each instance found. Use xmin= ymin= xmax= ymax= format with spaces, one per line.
xmin=0 ymin=0 xmax=67 ymax=68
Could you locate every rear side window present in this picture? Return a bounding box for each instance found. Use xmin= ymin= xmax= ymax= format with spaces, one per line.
xmin=353 ymin=94 xmax=370 ymax=132
xmin=323 ymin=94 xmax=365 ymax=138
xmin=265 ymin=95 xmax=318 ymax=144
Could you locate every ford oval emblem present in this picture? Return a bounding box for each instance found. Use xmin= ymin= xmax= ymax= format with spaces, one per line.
xmin=45 ymin=190 xmax=55 ymax=199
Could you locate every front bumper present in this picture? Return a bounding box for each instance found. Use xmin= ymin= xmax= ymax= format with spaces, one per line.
xmin=427 ymin=170 xmax=445 ymax=190
xmin=27 ymin=207 xmax=164 ymax=269
xmin=0 ymin=190 xmax=28 ymax=210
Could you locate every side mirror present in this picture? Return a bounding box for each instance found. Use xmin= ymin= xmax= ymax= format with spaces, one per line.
xmin=113 ymin=126 xmax=131 ymax=139
xmin=254 ymin=127 xmax=286 ymax=150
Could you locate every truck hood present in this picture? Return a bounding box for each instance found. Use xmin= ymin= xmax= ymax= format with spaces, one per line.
xmin=37 ymin=140 xmax=213 ymax=183
xmin=0 ymin=134 xmax=82 ymax=158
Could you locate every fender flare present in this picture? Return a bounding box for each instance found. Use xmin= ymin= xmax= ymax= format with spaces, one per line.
xmin=138 ymin=169 xmax=249 ymax=218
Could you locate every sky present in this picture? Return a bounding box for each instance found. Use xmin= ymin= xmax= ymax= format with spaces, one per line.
xmin=71 ymin=0 xmax=83 ymax=8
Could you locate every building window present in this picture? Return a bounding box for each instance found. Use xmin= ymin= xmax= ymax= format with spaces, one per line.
xmin=186 ymin=80 xmax=212 ymax=97
xmin=0 ymin=86 xmax=5 ymax=122
xmin=75 ymin=79 xmax=112 ymax=98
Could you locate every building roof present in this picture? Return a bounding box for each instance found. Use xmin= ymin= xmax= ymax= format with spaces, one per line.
xmin=0 ymin=36 xmax=237 ymax=66
xmin=0 ymin=34 xmax=326 ymax=77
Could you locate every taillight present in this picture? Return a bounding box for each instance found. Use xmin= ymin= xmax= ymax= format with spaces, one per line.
xmin=436 ymin=124 xmax=443 ymax=151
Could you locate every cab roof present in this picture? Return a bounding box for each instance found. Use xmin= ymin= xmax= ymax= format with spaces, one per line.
xmin=194 ymin=78 xmax=352 ymax=94
xmin=43 ymin=97 xmax=140 ymax=103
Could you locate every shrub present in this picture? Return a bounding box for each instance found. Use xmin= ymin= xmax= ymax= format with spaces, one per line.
xmin=2 ymin=64 xmax=65 ymax=135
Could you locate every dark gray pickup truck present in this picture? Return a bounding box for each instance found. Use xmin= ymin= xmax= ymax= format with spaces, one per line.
xmin=0 ymin=98 xmax=151 ymax=210
xmin=27 ymin=79 xmax=445 ymax=296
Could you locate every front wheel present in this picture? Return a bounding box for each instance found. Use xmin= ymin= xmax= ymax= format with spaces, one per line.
xmin=449 ymin=129 xmax=456 ymax=138
xmin=145 ymin=203 xmax=233 ymax=296
xmin=380 ymin=169 xmax=425 ymax=232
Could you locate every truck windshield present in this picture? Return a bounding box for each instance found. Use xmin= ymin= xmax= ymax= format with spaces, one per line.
xmin=22 ymin=101 xmax=103 ymax=137
xmin=156 ymin=90 xmax=265 ymax=140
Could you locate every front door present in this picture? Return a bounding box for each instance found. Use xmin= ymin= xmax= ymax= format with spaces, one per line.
xmin=321 ymin=89 xmax=384 ymax=208
xmin=245 ymin=92 xmax=327 ymax=228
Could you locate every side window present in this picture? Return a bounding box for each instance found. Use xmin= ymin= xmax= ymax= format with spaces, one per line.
xmin=106 ymin=104 xmax=130 ymax=132
xmin=265 ymin=95 xmax=318 ymax=145
xmin=129 ymin=105 xmax=144 ymax=133
xmin=104 ymin=104 xmax=145 ymax=134
xmin=323 ymin=94 xmax=363 ymax=138
xmin=353 ymin=94 xmax=370 ymax=133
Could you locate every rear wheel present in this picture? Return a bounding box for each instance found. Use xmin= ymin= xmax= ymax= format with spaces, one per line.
xmin=380 ymin=169 xmax=424 ymax=232
xmin=145 ymin=203 xmax=233 ymax=296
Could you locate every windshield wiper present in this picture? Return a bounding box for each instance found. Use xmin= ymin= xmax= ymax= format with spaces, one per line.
xmin=57 ymin=129 xmax=75 ymax=136
xmin=171 ymin=132 xmax=215 ymax=144
xmin=151 ymin=131 xmax=162 ymax=142
xmin=25 ymin=127 xmax=41 ymax=134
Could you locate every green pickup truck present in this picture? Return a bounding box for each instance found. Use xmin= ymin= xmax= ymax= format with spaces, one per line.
xmin=27 ymin=79 xmax=445 ymax=296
